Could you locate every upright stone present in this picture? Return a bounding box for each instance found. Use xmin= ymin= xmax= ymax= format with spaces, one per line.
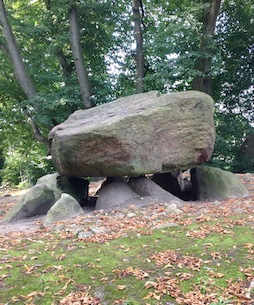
xmin=1 ymin=184 xmax=55 ymax=223
xmin=43 ymin=193 xmax=84 ymax=226
xmin=49 ymin=91 xmax=215 ymax=177
xmin=191 ymin=166 xmax=249 ymax=201
xmin=37 ymin=173 xmax=89 ymax=203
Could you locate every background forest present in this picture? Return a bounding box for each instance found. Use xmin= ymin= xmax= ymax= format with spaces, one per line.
xmin=0 ymin=0 xmax=253 ymax=188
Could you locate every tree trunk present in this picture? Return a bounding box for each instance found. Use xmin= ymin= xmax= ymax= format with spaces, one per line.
xmin=0 ymin=0 xmax=49 ymax=147
xmin=132 ymin=0 xmax=145 ymax=94
xmin=69 ymin=2 xmax=92 ymax=109
xmin=56 ymin=50 xmax=74 ymax=83
xmin=192 ymin=0 xmax=221 ymax=96
xmin=0 ymin=0 xmax=37 ymax=100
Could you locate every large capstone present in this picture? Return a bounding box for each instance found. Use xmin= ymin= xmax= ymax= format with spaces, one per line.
xmin=49 ymin=91 xmax=215 ymax=177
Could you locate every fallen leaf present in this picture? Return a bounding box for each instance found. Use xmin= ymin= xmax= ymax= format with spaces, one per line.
xmin=144 ymin=281 xmax=156 ymax=289
xmin=0 ymin=274 xmax=9 ymax=280
xmin=176 ymin=272 xmax=194 ymax=281
xmin=208 ymin=270 xmax=224 ymax=278
xmin=210 ymin=251 xmax=221 ymax=259
xmin=143 ymin=292 xmax=161 ymax=300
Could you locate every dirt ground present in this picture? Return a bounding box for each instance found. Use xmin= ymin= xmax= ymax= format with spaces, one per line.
xmin=0 ymin=174 xmax=253 ymax=236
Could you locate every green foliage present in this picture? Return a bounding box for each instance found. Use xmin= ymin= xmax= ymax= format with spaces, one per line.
xmin=0 ymin=0 xmax=254 ymax=186
xmin=1 ymin=145 xmax=54 ymax=188
xmin=232 ymin=157 xmax=254 ymax=174
xmin=208 ymin=111 xmax=254 ymax=172
xmin=214 ymin=0 xmax=254 ymax=116
xmin=0 ymin=0 xmax=123 ymax=185
xmin=0 ymin=116 xmax=54 ymax=187
xmin=22 ymin=86 xmax=84 ymax=127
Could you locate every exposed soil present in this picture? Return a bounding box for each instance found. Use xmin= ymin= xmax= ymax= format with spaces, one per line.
xmin=0 ymin=174 xmax=253 ymax=236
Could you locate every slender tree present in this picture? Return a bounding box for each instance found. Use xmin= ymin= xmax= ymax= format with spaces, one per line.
xmin=192 ymin=0 xmax=222 ymax=95
xmin=132 ymin=0 xmax=145 ymax=93
xmin=0 ymin=0 xmax=36 ymax=100
xmin=0 ymin=0 xmax=49 ymax=147
xmin=69 ymin=0 xmax=92 ymax=109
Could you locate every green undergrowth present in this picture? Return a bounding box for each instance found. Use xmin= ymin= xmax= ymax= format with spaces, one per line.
xmin=0 ymin=213 xmax=254 ymax=304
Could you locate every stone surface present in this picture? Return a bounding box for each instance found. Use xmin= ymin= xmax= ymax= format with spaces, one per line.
xmin=164 ymin=200 xmax=184 ymax=207
xmin=233 ymin=208 xmax=244 ymax=213
xmin=49 ymin=91 xmax=215 ymax=177
xmin=95 ymin=177 xmax=186 ymax=212
xmin=94 ymin=177 xmax=127 ymax=196
xmin=126 ymin=212 xmax=136 ymax=218
xmin=51 ymin=224 xmax=66 ymax=232
xmin=151 ymin=222 xmax=179 ymax=230
xmin=97 ymin=194 xmax=184 ymax=213
xmin=1 ymin=184 xmax=55 ymax=223
xmin=43 ymin=193 xmax=84 ymax=226
xmin=37 ymin=173 xmax=89 ymax=204
xmin=191 ymin=166 xmax=249 ymax=201
xmin=166 ymin=203 xmax=183 ymax=214
xmin=1 ymin=173 xmax=89 ymax=224
xmin=37 ymin=173 xmax=62 ymax=201
xmin=95 ymin=181 xmax=140 ymax=211
xmin=89 ymin=225 xmax=105 ymax=234
xmin=78 ymin=231 xmax=93 ymax=238
xmin=128 ymin=176 xmax=184 ymax=204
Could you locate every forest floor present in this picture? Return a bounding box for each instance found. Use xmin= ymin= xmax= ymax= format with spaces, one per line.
xmin=0 ymin=174 xmax=254 ymax=304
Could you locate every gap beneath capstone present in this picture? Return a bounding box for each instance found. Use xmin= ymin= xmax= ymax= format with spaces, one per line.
xmin=85 ymin=170 xmax=195 ymax=213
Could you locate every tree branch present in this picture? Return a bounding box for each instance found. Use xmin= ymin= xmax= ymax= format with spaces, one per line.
xmin=56 ymin=50 xmax=74 ymax=80
xmin=0 ymin=40 xmax=10 ymax=59
xmin=24 ymin=112 xmax=50 ymax=148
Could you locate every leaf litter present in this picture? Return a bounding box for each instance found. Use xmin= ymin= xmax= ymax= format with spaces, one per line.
xmin=0 ymin=174 xmax=254 ymax=304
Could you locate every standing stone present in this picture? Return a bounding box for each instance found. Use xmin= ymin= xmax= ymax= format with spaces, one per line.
xmin=1 ymin=184 xmax=55 ymax=223
xmin=128 ymin=176 xmax=183 ymax=204
xmin=43 ymin=193 xmax=84 ymax=226
xmin=191 ymin=166 xmax=249 ymax=201
xmin=49 ymin=91 xmax=215 ymax=177
xmin=95 ymin=181 xmax=140 ymax=211
xmin=37 ymin=173 xmax=89 ymax=203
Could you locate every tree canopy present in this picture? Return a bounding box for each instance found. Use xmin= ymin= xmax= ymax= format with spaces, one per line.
xmin=0 ymin=0 xmax=253 ymax=186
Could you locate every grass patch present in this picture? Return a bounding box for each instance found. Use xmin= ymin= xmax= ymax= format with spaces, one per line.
xmin=0 ymin=212 xmax=254 ymax=304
